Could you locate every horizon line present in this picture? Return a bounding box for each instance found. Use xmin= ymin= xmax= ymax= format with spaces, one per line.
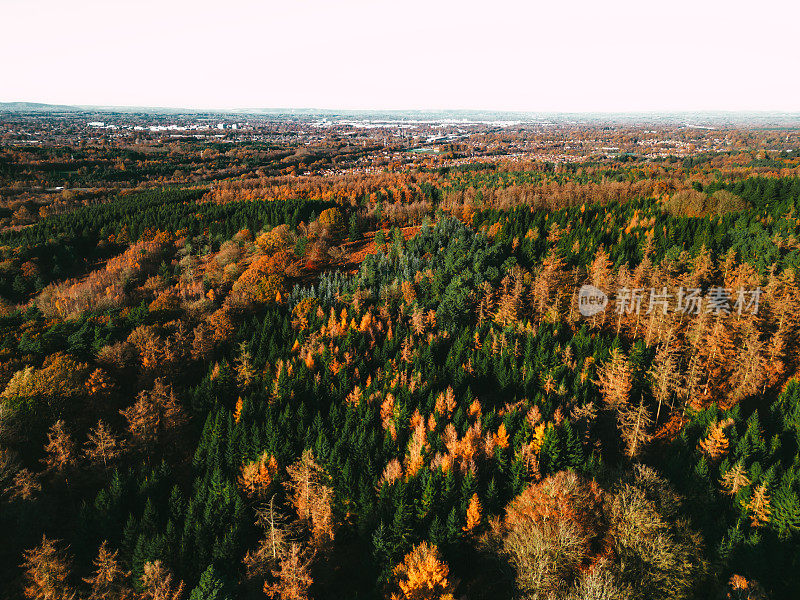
xmin=3 ymin=101 xmax=800 ymax=117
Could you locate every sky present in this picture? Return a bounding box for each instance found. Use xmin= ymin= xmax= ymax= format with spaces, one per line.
xmin=1 ymin=0 xmax=799 ymax=113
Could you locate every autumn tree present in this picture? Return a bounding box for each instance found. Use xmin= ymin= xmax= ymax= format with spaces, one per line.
xmin=696 ymin=316 xmax=736 ymax=407
xmin=6 ymin=468 xmax=41 ymax=500
xmin=284 ymin=450 xmax=334 ymax=546
xmin=234 ymin=342 xmax=256 ymax=389
xmin=405 ymin=421 xmax=428 ymax=478
xmin=317 ymin=207 xmax=345 ymax=239
xmin=21 ymin=535 xmax=75 ymax=600
xmin=743 ymin=483 xmax=771 ymax=527
xmin=139 ymin=561 xmax=185 ymax=600
xmin=501 ymin=471 xmax=605 ymax=598
xmin=726 ymin=574 xmax=768 ymax=600
xmin=82 ymin=541 xmax=131 ymax=600
xmin=720 ymin=463 xmax=750 ymax=496
xmin=597 ymin=348 xmax=652 ymax=457
xmin=728 ymin=327 xmax=766 ymax=406
xmin=208 ymin=309 xmax=236 ymax=343
xmin=390 ymin=542 xmax=456 ymax=600
xmin=244 ymin=496 xmax=289 ymax=581
xmin=43 ymin=420 xmax=76 ymax=476
xmin=698 ymin=420 xmax=731 ymax=461
xmin=229 ymin=254 xmax=288 ymax=308
xmin=84 ymin=420 xmax=123 ymax=469
xmin=608 ymin=466 xmax=706 ymax=600
xmin=239 ymin=452 xmax=278 ymax=499
xmin=589 ymin=247 xmax=614 ymax=291
xmin=567 ymin=561 xmax=631 ymax=600
xmin=86 ymin=367 xmax=116 ymax=401
xmin=190 ymin=323 xmax=214 ymax=361
xmin=617 ymin=398 xmax=654 ymax=459
xmin=463 ymin=493 xmax=482 ymax=532
xmin=647 ymin=332 xmax=682 ymax=422
xmin=494 ymin=423 xmax=510 ymax=450
xmin=98 ymin=341 xmax=137 ymax=373
xmin=120 ymin=379 xmax=187 ymax=459
xmin=127 ymin=325 xmax=166 ymax=374
xmin=263 ymin=543 xmax=313 ymax=600
xmin=531 ymin=251 xmax=567 ymax=317
xmin=596 ymin=348 xmax=632 ymax=411
xmin=493 ymin=286 xmax=519 ymax=328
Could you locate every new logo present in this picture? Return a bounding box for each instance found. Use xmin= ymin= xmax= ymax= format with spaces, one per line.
xmin=578 ymin=285 xmax=608 ymax=316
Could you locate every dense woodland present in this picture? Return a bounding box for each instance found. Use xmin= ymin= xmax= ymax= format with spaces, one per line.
xmin=1 ymin=135 xmax=800 ymax=600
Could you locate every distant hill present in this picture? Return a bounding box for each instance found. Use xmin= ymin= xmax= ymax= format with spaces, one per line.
xmin=0 ymin=101 xmax=83 ymax=113
xmin=0 ymin=102 xmax=202 ymax=115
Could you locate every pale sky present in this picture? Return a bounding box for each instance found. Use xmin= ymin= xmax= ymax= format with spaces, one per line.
xmin=1 ymin=0 xmax=799 ymax=112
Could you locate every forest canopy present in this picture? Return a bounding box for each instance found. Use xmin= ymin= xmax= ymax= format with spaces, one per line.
xmin=1 ymin=119 xmax=800 ymax=600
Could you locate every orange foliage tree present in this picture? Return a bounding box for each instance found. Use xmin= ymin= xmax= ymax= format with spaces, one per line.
xmin=21 ymin=535 xmax=74 ymax=600
xmin=239 ymin=451 xmax=279 ymax=499
xmin=42 ymin=420 xmax=76 ymax=475
xmin=390 ymin=541 xmax=456 ymax=600
xmin=463 ymin=493 xmax=482 ymax=532
xmin=228 ymin=252 xmax=290 ymax=309
xmin=284 ymin=450 xmax=335 ymax=547
xmin=119 ymin=379 xmax=187 ymax=458
xmin=84 ymin=420 xmax=123 ymax=470
xmin=82 ymin=541 xmax=131 ymax=600
xmin=698 ymin=419 xmax=732 ymax=461
xmin=263 ymin=543 xmax=313 ymax=600
xmin=139 ymin=560 xmax=184 ymax=600
xmin=501 ymin=471 xmax=606 ymax=597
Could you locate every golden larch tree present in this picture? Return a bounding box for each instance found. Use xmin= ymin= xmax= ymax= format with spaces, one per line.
xmin=391 ymin=542 xmax=456 ymax=600
xmin=494 ymin=423 xmax=510 ymax=450
xmin=6 ymin=468 xmax=41 ymax=500
xmin=720 ymin=462 xmax=750 ymax=496
xmin=43 ymin=420 xmax=76 ymax=474
xmin=21 ymin=535 xmax=74 ymax=600
xmin=596 ymin=348 xmax=632 ymax=411
xmin=284 ymin=450 xmax=335 ymax=546
xmin=82 ymin=541 xmax=131 ymax=600
xmin=698 ymin=420 xmax=731 ymax=461
xmin=463 ymin=493 xmax=482 ymax=532
xmin=120 ymin=378 xmax=187 ymax=456
xmin=84 ymin=420 xmax=123 ymax=470
xmin=239 ymin=452 xmax=279 ymax=499
xmin=742 ymin=482 xmax=771 ymax=527
xmin=263 ymin=543 xmax=314 ymax=600
xmin=245 ymin=497 xmax=290 ymax=582
xmin=233 ymin=397 xmax=244 ymax=424
xmin=139 ymin=560 xmax=184 ymax=600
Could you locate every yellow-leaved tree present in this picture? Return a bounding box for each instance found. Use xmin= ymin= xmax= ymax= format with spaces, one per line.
xmin=463 ymin=493 xmax=482 ymax=532
xmin=390 ymin=542 xmax=456 ymax=600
